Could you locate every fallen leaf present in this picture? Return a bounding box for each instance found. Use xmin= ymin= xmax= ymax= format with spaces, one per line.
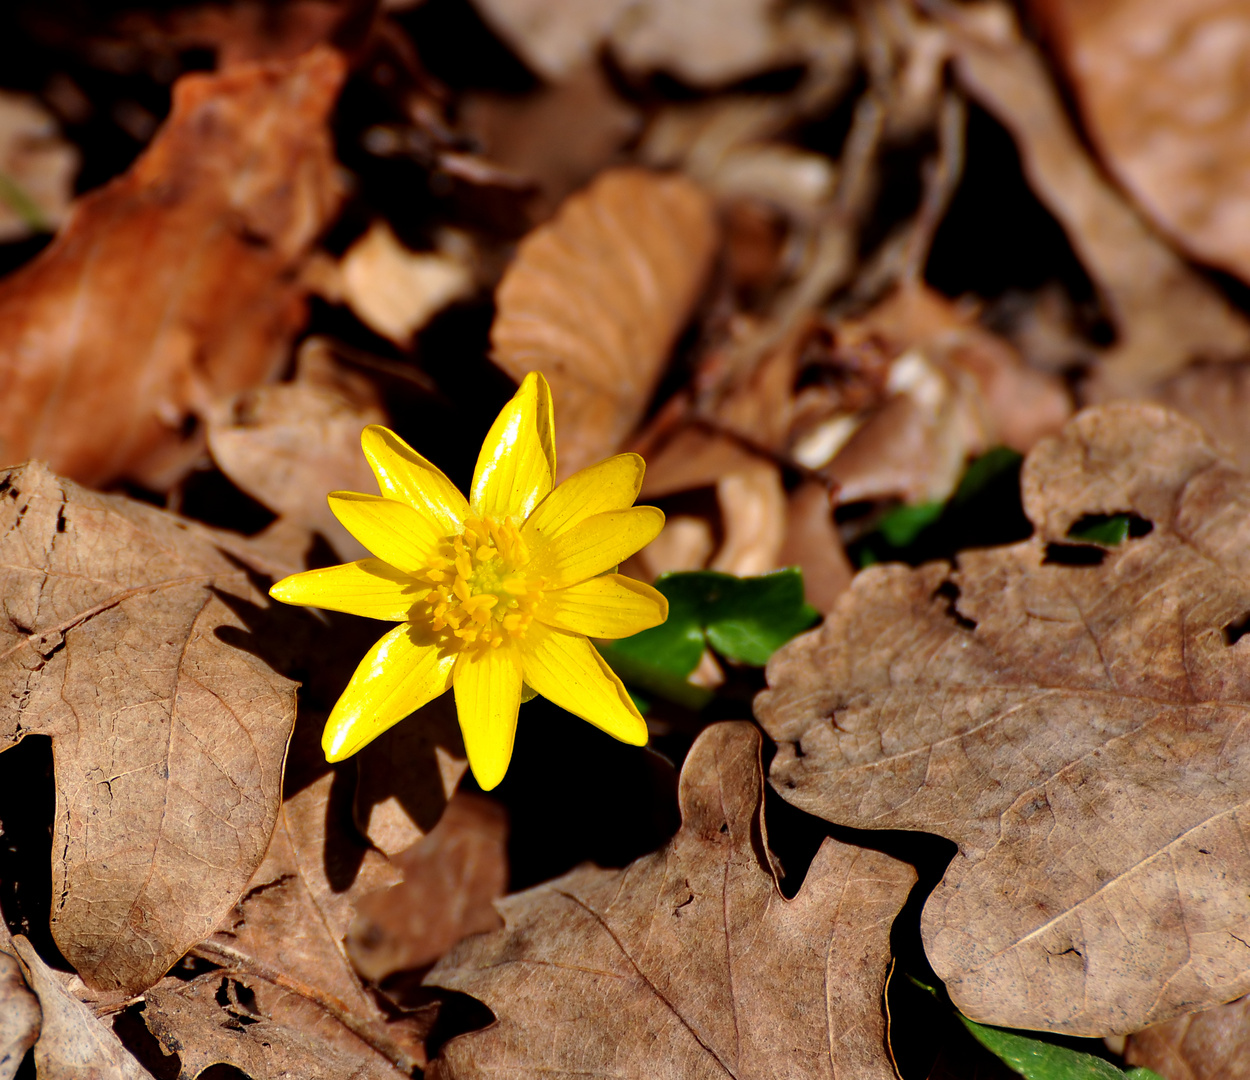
xmin=758 ymin=402 xmax=1250 ymax=1035
xmin=777 ymin=479 xmax=853 ymax=613
xmin=1124 ymin=994 xmax=1250 ymax=1080
xmin=0 ymin=91 xmax=77 ymax=241
xmin=206 ymin=339 xmax=388 ymax=562
xmin=142 ymin=972 xmax=403 ymax=1080
xmin=0 ymin=461 xmax=298 ymax=994
xmin=425 ymin=721 xmax=915 ymax=1079
xmin=0 ymin=945 xmax=39 ymax=1080
xmin=1032 ymin=0 xmax=1250 ymax=288
xmin=1153 ymin=361 xmax=1250 ymax=473
xmin=942 ymin=4 xmax=1250 ymax=395
xmin=0 ymin=47 xmax=345 ymax=490
xmin=347 ymin=792 xmax=507 ymax=983
xmin=711 ymin=461 xmax=788 ymax=577
xmin=466 ymin=0 xmax=624 ymax=81
xmin=335 ymin=221 xmax=475 ymax=345
xmin=8 ymin=936 xmax=152 ymax=1079
xmin=491 ymin=168 xmax=717 ymax=477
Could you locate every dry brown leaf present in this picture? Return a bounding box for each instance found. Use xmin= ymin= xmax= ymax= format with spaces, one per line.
xmin=943 ymin=4 xmax=1250 ymax=395
xmin=1033 ymin=0 xmax=1250 ymax=287
xmin=206 ymin=340 xmax=387 ymax=563
xmin=347 ymin=792 xmax=507 ymax=983
xmin=460 ymin=64 xmax=641 ymax=219
xmin=0 ymin=91 xmax=77 ymax=242
xmin=758 ymin=402 xmax=1250 ymax=1035
xmin=334 ymin=221 xmax=476 ymax=345
xmin=143 ymin=972 xmax=402 ymax=1080
xmin=492 ymin=168 xmax=717 ymax=477
xmin=778 ymin=479 xmax=853 ymax=614
xmin=0 ymin=462 xmax=297 ymax=995
xmin=0 ymin=47 xmax=344 ymax=490
xmin=1124 ymin=994 xmax=1250 ymax=1080
xmin=710 ymin=461 xmax=787 ymax=577
xmin=1153 ymin=361 xmax=1250 ymax=475
xmin=425 ymin=721 xmax=915 ymax=1079
xmin=8 ymin=936 xmax=152 ymax=1079
xmin=0 ymin=947 xmax=39 ymax=1080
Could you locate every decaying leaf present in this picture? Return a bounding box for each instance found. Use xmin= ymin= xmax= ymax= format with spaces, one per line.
xmin=426 ymin=721 xmax=915 ymax=1079
xmin=1124 ymin=994 xmax=1250 ymax=1080
xmin=1153 ymin=361 xmax=1250 ymax=474
xmin=492 ymin=168 xmax=717 ymax=477
xmin=0 ymin=943 xmax=39 ymax=1080
xmin=942 ymin=4 xmax=1250 ymax=395
xmin=0 ymin=47 xmax=344 ymax=490
xmin=206 ymin=340 xmax=387 ymax=563
xmin=758 ymin=403 xmax=1250 ymax=1035
xmin=8 ymin=936 xmax=152 ymax=1079
xmin=1033 ymin=0 xmax=1250 ymax=288
xmin=347 ymin=792 xmax=507 ymax=983
xmin=0 ymin=461 xmax=298 ymax=994
xmin=0 ymin=90 xmax=77 ymax=241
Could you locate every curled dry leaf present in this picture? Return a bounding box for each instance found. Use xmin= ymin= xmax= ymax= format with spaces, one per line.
xmin=0 ymin=947 xmax=39 ymax=1080
xmin=0 ymin=91 xmax=77 ymax=241
xmin=8 ymin=936 xmax=153 ymax=1079
xmin=0 ymin=47 xmax=344 ymax=490
xmin=0 ymin=462 xmax=297 ymax=995
xmin=206 ymin=340 xmax=387 ymax=563
xmin=1124 ymin=994 xmax=1250 ymax=1080
xmin=347 ymin=792 xmax=507 ymax=983
xmin=492 ymin=167 xmax=717 ymax=477
xmin=758 ymin=403 xmax=1250 ymax=1035
xmin=943 ymin=4 xmax=1250 ymax=395
xmin=710 ymin=461 xmax=787 ymax=578
xmin=426 ymin=721 xmax=915 ymax=1080
xmin=1033 ymin=0 xmax=1250 ymax=287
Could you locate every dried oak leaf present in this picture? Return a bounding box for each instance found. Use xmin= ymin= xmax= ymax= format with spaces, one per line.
xmin=0 ymin=47 xmax=344 ymax=491
xmin=0 ymin=461 xmax=298 ymax=994
xmin=0 ymin=945 xmax=39 ymax=1080
xmin=425 ymin=721 xmax=915 ymax=1079
xmin=943 ymin=4 xmax=1250 ymax=396
xmin=1124 ymin=993 xmax=1250 ymax=1080
xmin=491 ymin=167 xmax=717 ymax=478
xmin=0 ymin=90 xmax=78 ymax=242
xmin=757 ymin=402 xmax=1250 ymax=1035
xmin=1032 ymin=0 xmax=1250 ymax=288
xmin=6 ymin=936 xmax=153 ymax=1079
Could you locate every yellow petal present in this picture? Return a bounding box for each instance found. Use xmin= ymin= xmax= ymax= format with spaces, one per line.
xmin=454 ymin=643 xmax=524 ymax=790
xmin=323 ymin=625 xmax=455 ymax=761
xmin=361 ymin=425 xmax=468 ymax=534
xmin=328 ymin=491 xmax=442 ymax=574
xmin=522 ymin=453 xmax=645 ymax=545
xmin=521 ymin=623 xmax=647 ymax=746
xmin=534 ymin=574 xmax=667 ymax=639
xmin=528 ymin=507 xmax=665 ymax=589
xmin=270 ymin=558 xmax=418 ymax=621
xmin=470 ymin=372 xmax=556 ymax=520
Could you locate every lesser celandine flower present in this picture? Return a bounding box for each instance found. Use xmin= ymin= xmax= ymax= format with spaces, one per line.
xmin=269 ymin=372 xmax=668 ymax=790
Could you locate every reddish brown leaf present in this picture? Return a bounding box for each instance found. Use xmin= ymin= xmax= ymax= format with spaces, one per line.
xmin=1125 ymin=995 xmax=1250 ymax=1080
xmin=0 ymin=47 xmax=344 ymax=490
xmin=425 ymin=721 xmax=915 ymax=1079
xmin=492 ymin=168 xmax=717 ymax=478
xmin=758 ymin=403 xmax=1250 ymax=1035
xmin=0 ymin=462 xmax=297 ymax=995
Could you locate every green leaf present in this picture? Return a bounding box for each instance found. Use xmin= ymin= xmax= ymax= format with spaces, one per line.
xmin=1066 ymin=514 xmax=1130 ymax=546
xmin=877 ymin=501 xmax=943 ymax=548
xmin=599 ymin=568 xmax=820 ymax=706
xmin=961 ymin=1017 xmax=1163 ymax=1080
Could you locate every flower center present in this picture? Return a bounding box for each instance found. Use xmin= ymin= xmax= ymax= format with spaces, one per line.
xmin=413 ymin=514 xmax=543 ymax=650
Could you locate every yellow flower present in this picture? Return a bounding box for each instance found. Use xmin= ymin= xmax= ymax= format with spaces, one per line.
xmin=269 ymin=372 xmax=668 ymax=790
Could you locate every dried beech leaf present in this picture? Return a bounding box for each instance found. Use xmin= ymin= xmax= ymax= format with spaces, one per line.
xmin=0 ymin=48 xmax=344 ymax=490
xmin=944 ymin=6 xmax=1250 ymax=395
xmin=426 ymin=721 xmax=915 ymax=1079
xmin=143 ymin=972 xmax=402 ymax=1080
xmin=492 ymin=168 xmax=717 ymax=477
xmin=347 ymin=792 xmax=507 ymax=982
xmin=0 ymin=462 xmax=297 ymax=995
xmin=9 ymin=936 xmax=152 ymax=1079
xmin=0 ymin=947 xmax=39 ymax=1080
xmin=758 ymin=403 xmax=1250 ymax=1035
xmin=207 ymin=341 xmax=387 ymax=562
xmin=1034 ymin=0 xmax=1250 ymax=287
xmin=1125 ymin=994 xmax=1250 ymax=1080
xmin=0 ymin=91 xmax=77 ymax=241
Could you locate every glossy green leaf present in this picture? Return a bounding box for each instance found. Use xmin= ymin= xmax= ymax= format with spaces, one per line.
xmin=1066 ymin=514 xmax=1130 ymax=546
xmin=961 ymin=1017 xmax=1163 ymax=1080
